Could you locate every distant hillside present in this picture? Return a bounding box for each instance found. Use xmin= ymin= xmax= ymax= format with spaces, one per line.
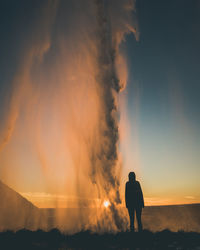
xmin=0 ymin=180 xmax=41 ymax=230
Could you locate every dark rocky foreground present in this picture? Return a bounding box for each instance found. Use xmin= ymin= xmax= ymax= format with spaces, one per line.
xmin=0 ymin=229 xmax=200 ymax=250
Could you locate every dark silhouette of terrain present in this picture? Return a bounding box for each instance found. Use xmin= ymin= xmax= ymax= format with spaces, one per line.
xmin=0 ymin=229 xmax=200 ymax=250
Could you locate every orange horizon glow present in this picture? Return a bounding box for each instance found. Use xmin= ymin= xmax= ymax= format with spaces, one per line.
xmin=20 ymin=192 xmax=200 ymax=209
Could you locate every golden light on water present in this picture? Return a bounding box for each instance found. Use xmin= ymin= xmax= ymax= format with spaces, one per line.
xmin=103 ymin=200 xmax=110 ymax=208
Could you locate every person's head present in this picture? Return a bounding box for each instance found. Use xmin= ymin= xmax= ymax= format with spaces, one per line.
xmin=128 ymin=172 xmax=136 ymax=182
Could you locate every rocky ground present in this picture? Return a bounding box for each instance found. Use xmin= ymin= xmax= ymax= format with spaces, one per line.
xmin=0 ymin=229 xmax=200 ymax=250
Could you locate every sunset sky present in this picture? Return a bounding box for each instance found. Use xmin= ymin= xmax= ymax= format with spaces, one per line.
xmin=0 ymin=0 xmax=199 ymax=207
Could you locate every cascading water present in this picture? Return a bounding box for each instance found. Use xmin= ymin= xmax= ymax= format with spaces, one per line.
xmin=0 ymin=0 xmax=138 ymax=232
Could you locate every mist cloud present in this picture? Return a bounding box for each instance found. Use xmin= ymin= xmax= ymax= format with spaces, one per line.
xmin=0 ymin=0 xmax=137 ymax=232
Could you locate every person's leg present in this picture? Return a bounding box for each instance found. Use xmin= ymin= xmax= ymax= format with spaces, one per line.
xmin=128 ymin=208 xmax=135 ymax=231
xmin=136 ymin=207 xmax=143 ymax=232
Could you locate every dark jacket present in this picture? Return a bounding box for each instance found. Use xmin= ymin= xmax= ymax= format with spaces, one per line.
xmin=125 ymin=181 xmax=144 ymax=208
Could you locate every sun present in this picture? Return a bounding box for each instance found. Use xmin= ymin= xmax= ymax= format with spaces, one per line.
xmin=103 ymin=200 xmax=110 ymax=208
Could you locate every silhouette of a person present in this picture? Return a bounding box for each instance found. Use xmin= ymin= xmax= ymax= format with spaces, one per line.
xmin=125 ymin=172 xmax=144 ymax=232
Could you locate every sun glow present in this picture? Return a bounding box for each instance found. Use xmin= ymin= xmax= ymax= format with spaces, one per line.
xmin=103 ymin=200 xmax=110 ymax=208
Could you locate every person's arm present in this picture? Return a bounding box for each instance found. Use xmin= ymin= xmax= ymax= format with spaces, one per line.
xmin=138 ymin=182 xmax=144 ymax=208
xmin=125 ymin=182 xmax=128 ymax=208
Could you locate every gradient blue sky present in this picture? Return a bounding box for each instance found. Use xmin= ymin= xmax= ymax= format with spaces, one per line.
xmin=123 ymin=0 xmax=200 ymax=203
